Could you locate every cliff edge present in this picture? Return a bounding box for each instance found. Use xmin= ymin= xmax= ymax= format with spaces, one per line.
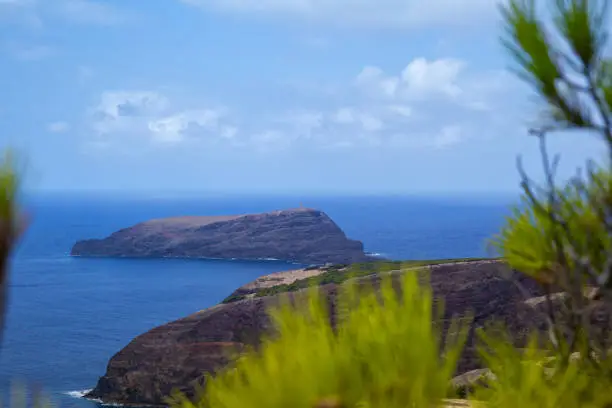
xmin=71 ymin=208 xmax=371 ymax=265
xmin=86 ymin=260 xmax=549 ymax=406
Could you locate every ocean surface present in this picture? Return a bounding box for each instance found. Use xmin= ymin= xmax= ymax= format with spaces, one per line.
xmin=0 ymin=193 xmax=516 ymax=407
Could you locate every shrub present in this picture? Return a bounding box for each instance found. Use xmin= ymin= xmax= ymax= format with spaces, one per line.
xmin=171 ymin=269 xmax=612 ymax=408
xmin=169 ymin=1 xmax=612 ymax=406
xmin=491 ymin=0 xmax=612 ymax=367
xmin=170 ymin=272 xmax=469 ymax=408
xmin=473 ymin=329 xmax=612 ymax=407
xmin=0 ymin=150 xmax=26 ymax=344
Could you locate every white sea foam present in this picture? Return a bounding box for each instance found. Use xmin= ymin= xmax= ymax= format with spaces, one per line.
xmin=64 ymin=389 xmax=92 ymax=398
xmin=64 ymin=390 xmax=136 ymax=406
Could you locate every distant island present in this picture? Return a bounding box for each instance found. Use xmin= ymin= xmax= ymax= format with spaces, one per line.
xmin=70 ymin=208 xmax=373 ymax=265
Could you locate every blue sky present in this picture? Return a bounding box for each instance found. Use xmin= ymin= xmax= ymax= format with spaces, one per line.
xmin=0 ymin=0 xmax=606 ymax=195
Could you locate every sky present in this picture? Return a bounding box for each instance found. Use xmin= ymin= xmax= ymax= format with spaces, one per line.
xmin=0 ymin=0 xmax=607 ymax=196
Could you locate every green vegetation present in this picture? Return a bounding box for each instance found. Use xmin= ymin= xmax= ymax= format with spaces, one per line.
xmin=0 ymin=153 xmax=46 ymax=406
xmin=0 ymin=150 xmax=26 ymax=344
xmin=171 ymin=272 xmax=470 ymax=408
xmin=170 ymin=0 xmax=612 ymax=407
xmin=173 ymin=272 xmax=612 ymax=408
xmin=221 ymin=258 xmax=494 ymax=303
xmin=492 ymin=0 xmax=612 ymax=368
xmin=470 ymin=329 xmax=612 ymax=407
xmin=491 ymin=168 xmax=612 ymax=286
xmin=2 ymin=0 xmax=612 ymax=406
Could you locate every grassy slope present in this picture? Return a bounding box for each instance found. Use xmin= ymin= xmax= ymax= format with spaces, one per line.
xmin=222 ymin=257 xmax=497 ymax=303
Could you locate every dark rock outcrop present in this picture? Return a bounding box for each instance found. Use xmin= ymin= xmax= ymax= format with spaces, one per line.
xmin=86 ymin=260 xmax=549 ymax=406
xmin=71 ymin=208 xmax=370 ymax=265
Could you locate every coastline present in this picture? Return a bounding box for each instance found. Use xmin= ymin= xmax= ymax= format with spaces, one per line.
xmin=6 ymin=195 xmax=515 ymax=408
xmin=70 ymin=253 xmax=310 ymax=265
xmin=84 ymin=257 xmax=500 ymax=407
xmin=66 ymin=390 xmax=168 ymax=408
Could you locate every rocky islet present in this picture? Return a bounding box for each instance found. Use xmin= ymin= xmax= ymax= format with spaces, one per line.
xmin=71 ymin=208 xmax=372 ymax=265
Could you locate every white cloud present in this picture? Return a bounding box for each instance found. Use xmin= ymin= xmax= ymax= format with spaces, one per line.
xmin=147 ymin=109 xmax=227 ymax=144
xmin=179 ymin=0 xmax=497 ymax=29
xmin=432 ymin=125 xmax=464 ymax=149
xmin=47 ymin=121 xmax=70 ymax=133
xmin=400 ymin=58 xmax=465 ymax=99
xmin=84 ymin=56 xmax=523 ymax=153
xmin=377 ymin=123 xmax=468 ymax=150
xmin=355 ymin=66 xmax=398 ymax=98
xmin=88 ymin=90 xmax=236 ymax=146
xmin=356 ymin=58 xmax=467 ymax=101
xmin=332 ymin=107 xmax=383 ymax=132
xmin=271 ymin=57 xmax=522 ymax=150
xmin=91 ymin=90 xmax=169 ymax=135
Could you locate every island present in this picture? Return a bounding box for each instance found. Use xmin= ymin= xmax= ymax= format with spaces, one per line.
xmin=71 ymin=208 xmax=372 ymax=265
xmin=85 ymin=259 xmax=551 ymax=406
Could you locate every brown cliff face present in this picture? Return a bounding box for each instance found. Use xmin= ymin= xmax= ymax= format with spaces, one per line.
xmin=86 ymin=260 xmax=548 ymax=406
xmin=70 ymin=208 xmax=371 ymax=265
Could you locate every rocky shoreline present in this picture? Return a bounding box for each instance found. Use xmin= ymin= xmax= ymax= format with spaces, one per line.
xmin=85 ymin=259 xmax=548 ymax=407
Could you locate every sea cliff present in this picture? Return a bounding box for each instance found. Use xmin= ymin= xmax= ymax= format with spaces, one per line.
xmin=86 ymin=259 xmax=550 ymax=406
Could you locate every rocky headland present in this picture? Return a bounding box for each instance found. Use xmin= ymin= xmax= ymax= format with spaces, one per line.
xmin=221 ymin=263 xmax=346 ymax=302
xmin=86 ymin=259 xmax=554 ymax=406
xmin=71 ymin=208 xmax=371 ymax=265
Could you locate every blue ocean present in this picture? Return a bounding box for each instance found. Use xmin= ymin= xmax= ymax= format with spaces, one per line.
xmin=0 ymin=193 xmax=516 ymax=407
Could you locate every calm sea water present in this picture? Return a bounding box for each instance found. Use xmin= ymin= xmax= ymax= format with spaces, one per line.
xmin=0 ymin=193 xmax=515 ymax=407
